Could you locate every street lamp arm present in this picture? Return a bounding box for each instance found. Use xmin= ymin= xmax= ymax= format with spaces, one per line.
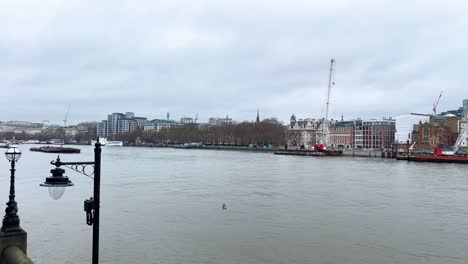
xmin=50 ymin=157 xmax=96 ymax=177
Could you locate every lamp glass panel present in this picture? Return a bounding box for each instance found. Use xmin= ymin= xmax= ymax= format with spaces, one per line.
xmin=48 ymin=187 xmax=66 ymax=200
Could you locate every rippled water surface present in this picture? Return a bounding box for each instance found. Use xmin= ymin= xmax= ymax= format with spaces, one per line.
xmin=1 ymin=145 xmax=468 ymax=264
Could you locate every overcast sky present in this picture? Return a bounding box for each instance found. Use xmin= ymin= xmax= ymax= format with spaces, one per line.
xmin=1 ymin=0 xmax=467 ymax=130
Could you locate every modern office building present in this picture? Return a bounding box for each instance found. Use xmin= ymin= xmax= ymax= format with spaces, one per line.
xmin=98 ymin=112 xmax=147 ymax=137
xmin=97 ymin=120 xmax=107 ymax=138
xmin=106 ymin=113 xmax=124 ymax=137
xmin=361 ymin=118 xmax=396 ymax=149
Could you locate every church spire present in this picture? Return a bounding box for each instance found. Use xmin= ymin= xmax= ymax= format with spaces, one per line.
xmin=256 ymin=109 xmax=260 ymax=124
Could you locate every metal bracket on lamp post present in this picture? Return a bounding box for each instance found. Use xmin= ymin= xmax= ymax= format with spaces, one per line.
xmin=51 ymin=156 xmax=96 ymax=178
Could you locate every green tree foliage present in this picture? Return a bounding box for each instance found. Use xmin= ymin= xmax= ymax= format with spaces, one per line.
xmin=1 ymin=121 xmax=287 ymax=146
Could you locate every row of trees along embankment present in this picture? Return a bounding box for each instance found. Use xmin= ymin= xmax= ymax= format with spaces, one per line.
xmin=1 ymin=120 xmax=287 ymax=146
xmin=115 ymin=120 xmax=286 ymax=146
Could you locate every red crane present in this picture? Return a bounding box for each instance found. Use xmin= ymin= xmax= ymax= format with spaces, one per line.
xmin=432 ymin=91 xmax=443 ymax=116
xmin=410 ymin=91 xmax=443 ymax=117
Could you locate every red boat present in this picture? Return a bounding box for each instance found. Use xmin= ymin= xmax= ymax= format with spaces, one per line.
xmin=408 ymin=154 xmax=468 ymax=164
xmin=401 ymin=147 xmax=468 ymax=164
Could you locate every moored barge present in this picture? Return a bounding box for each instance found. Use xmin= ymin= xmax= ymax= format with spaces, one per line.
xmin=30 ymin=146 xmax=81 ymax=154
xmin=274 ymin=149 xmax=343 ymax=157
xmin=404 ymin=154 xmax=468 ymax=164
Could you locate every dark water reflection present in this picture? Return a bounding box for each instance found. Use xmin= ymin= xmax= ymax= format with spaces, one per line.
xmin=1 ymin=145 xmax=467 ymax=264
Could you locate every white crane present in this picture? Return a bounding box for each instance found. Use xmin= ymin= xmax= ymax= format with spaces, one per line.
xmin=443 ymin=125 xmax=468 ymax=155
xmin=321 ymin=58 xmax=335 ymax=147
xmin=63 ymin=104 xmax=71 ymax=127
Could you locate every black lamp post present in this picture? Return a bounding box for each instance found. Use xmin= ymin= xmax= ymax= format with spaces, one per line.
xmin=2 ymin=146 xmax=22 ymax=233
xmin=40 ymin=142 xmax=102 ymax=264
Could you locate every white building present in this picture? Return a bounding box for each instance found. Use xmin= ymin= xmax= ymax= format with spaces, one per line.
xmin=180 ymin=117 xmax=194 ymax=124
xmin=208 ymin=116 xmax=236 ymax=126
xmin=0 ymin=121 xmax=45 ymax=134
xmin=144 ymin=119 xmax=180 ymax=132
xmin=287 ymin=114 xmax=325 ymax=149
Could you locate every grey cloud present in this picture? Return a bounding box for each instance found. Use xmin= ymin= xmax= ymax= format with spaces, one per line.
xmin=1 ymin=0 xmax=467 ymax=133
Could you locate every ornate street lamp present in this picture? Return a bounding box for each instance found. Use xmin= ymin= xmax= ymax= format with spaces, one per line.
xmin=2 ymin=146 xmax=23 ymax=232
xmin=40 ymin=142 xmax=102 ymax=264
xmin=40 ymin=157 xmax=74 ymax=200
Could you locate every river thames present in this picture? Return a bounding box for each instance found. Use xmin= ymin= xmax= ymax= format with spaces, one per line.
xmin=1 ymin=145 xmax=467 ymax=264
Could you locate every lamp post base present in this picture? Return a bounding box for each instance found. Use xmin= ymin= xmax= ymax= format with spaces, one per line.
xmin=0 ymin=229 xmax=27 ymax=255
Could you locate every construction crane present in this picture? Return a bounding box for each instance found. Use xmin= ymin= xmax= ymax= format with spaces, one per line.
xmin=321 ymin=58 xmax=335 ymax=147
xmin=324 ymin=58 xmax=335 ymax=124
xmin=432 ymin=90 xmax=443 ymax=116
xmin=63 ymin=104 xmax=71 ymax=127
xmin=443 ymin=124 xmax=468 ymax=155
xmin=410 ymin=91 xmax=443 ymax=117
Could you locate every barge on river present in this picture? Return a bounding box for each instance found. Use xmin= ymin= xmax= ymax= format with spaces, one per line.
xmin=398 ymin=153 xmax=468 ymax=164
xmin=30 ymin=146 xmax=81 ymax=154
xmin=398 ymin=124 xmax=468 ymax=164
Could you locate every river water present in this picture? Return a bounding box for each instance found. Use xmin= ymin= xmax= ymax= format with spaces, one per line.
xmin=1 ymin=145 xmax=468 ymax=264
